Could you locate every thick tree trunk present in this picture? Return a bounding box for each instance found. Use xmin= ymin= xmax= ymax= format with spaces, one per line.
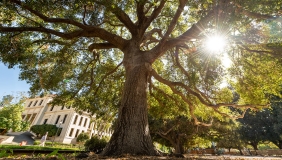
xmin=101 ymin=56 xmax=157 ymax=156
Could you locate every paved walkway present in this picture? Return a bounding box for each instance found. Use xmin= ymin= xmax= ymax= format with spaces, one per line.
xmin=5 ymin=132 xmax=35 ymax=145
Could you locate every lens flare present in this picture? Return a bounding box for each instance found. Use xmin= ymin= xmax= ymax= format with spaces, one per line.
xmin=204 ymin=35 xmax=227 ymax=53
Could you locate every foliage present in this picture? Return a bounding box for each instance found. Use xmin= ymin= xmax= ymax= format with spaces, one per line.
xmin=0 ymin=95 xmax=13 ymax=106
xmin=84 ymin=136 xmax=108 ymax=153
xmin=203 ymin=118 xmax=245 ymax=153
xmin=238 ymin=95 xmax=282 ymax=149
xmin=30 ymin=124 xmax=58 ymax=137
xmin=149 ymin=115 xmax=210 ymax=154
xmin=46 ymin=149 xmax=65 ymax=160
xmin=0 ymin=149 xmax=12 ymax=158
xmin=0 ymin=96 xmax=29 ymax=132
xmin=76 ymin=133 xmax=90 ymax=143
xmin=237 ymin=109 xmax=269 ymax=150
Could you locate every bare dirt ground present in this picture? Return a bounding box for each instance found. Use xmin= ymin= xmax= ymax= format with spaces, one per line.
xmin=1 ymin=155 xmax=282 ymax=160
xmin=76 ymin=154 xmax=282 ymax=160
xmin=1 ymin=152 xmax=282 ymax=160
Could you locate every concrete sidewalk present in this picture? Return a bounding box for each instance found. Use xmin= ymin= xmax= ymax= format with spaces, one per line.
xmin=4 ymin=132 xmax=35 ymax=145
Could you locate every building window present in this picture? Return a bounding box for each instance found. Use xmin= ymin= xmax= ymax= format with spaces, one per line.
xmin=33 ymin=100 xmax=38 ymax=106
xmin=50 ymin=105 xmax=54 ymax=111
xmin=27 ymin=101 xmax=32 ymax=107
xmin=43 ymin=119 xmax=48 ymax=124
xmin=66 ymin=106 xmax=70 ymax=109
xmin=57 ymin=128 xmax=63 ymax=136
xmin=78 ymin=117 xmax=83 ymax=126
xmin=61 ymin=105 xmax=64 ymax=110
xmin=62 ymin=114 xmax=68 ymax=124
xmin=84 ymin=118 xmax=88 ymax=127
xmin=22 ymin=115 xmax=26 ymax=120
xmin=73 ymin=115 xmax=78 ymax=124
xmin=75 ymin=129 xmax=80 ymax=137
xmin=88 ymin=122 xmax=91 ymax=129
xmin=29 ymin=113 xmax=37 ymax=123
xmin=69 ymin=128 xmax=74 ymax=137
xmin=39 ymin=100 xmax=44 ymax=105
xmin=55 ymin=115 xmax=61 ymax=124
xmin=25 ymin=114 xmax=32 ymax=121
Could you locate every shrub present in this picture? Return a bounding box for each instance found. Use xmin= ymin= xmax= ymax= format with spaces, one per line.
xmin=84 ymin=136 xmax=108 ymax=153
xmin=30 ymin=124 xmax=58 ymax=137
xmin=76 ymin=133 xmax=90 ymax=143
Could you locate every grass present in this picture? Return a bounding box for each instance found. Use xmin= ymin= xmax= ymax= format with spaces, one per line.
xmin=0 ymin=143 xmax=80 ymax=151
xmin=0 ymin=144 xmax=81 ymax=160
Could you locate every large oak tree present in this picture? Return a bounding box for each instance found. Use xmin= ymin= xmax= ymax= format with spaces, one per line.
xmin=1 ymin=0 xmax=282 ymax=156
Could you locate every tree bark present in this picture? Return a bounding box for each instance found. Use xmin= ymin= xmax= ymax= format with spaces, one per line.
xmin=101 ymin=52 xmax=157 ymax=156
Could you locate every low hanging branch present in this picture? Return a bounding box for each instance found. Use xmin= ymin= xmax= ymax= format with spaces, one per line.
xmin=151 ymin=69 xmax=267 ymax=109
xmin=151 ymin=68 xmax=268 ymax=124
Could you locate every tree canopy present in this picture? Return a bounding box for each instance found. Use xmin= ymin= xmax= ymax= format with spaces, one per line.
xmin=0 ymin=96 xmax=29 ymax=132
xmin=1 ymin=0 xmax=282 ymax=156
xmin=238 ymin=95 xmax=282 ymax=149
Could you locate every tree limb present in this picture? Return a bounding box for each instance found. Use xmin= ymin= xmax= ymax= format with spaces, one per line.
xmin=151 ymin=69 xmax=268 ymax=109
xmin=93 ymin=61 xmax=123 ymax=96
xmin=162 ymin=0 xmax=187 ymax=41
xmin=96 ymin=2 xmax=137 ymax=35
xmin=88 ymin=43 xmax=117 ymax=51
xmin=142 ymin=0 xmax=166 ymax=35
xmin=10 ymin=0 xmax=88 ymax=29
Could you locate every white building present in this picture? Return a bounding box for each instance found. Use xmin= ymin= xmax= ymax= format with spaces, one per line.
xmin=22 ymin=95 xmax=112 ymax=144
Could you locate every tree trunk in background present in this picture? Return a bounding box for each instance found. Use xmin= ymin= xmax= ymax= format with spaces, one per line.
xmin=250 ymin=142 xmax=258 ymax=150
xmin=173 ymin=137 xmax=184 ymax=154
xmin=102 ymin=55 xmax=157 ymax=156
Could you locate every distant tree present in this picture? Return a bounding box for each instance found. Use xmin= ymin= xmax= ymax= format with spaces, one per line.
xmin=149 ymin=115 xmax=209 ymax=154
xmin=237 ymin=96 xmax=282 ymax=150
xmin=215 ymin=121 xmax=245 ymax=154
xmin=0 ymin=97 xmax=29 ymax=132
xmin=262 ymin=95 xmax=282 ymax=149
xmin=0 ymin=95 xmax=13 ymax=106
xmin=237 ymin=109 xmax=267 ymax=150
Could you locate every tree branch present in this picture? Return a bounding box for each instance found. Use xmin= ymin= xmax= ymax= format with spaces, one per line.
xmin=0 ymin=26 xmax=84 ymax=39
xmin=151 ymin=69 xmax=268 ymax=109
xmin=239 ymin=44 xmax=282 ymax=58
xmin=10 ymin=0 xmax=88 ymax=29
xmin=234 ymin=2 xmax=282 ymax=22
xmin=162 ymin=0 xmax=187 ymax=41
xmin=93 ymin=61 xmax=123 ymax=96
xmin=88 ymin=43 xmax=117 ymax=51
xmin=0 ymin=26 xmax=127 ymax=50
xmin=142 ymin=0 xmax=166 ymax=34
xmin=97 ymin=2 xmax=137 ymax=35
xmin=149 ymin=6 xmax=218 ymax=61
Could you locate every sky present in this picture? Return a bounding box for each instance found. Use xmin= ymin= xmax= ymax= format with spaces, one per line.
xmin=0 ymin=62 xmax=30 ymax=98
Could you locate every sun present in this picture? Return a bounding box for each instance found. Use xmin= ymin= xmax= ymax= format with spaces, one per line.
xmin=204 ymin=35 xmax=227 ymax=53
